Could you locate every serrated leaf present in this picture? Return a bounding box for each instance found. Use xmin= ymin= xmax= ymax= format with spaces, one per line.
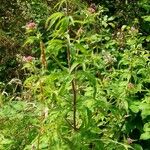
xmin=55 ymin=16 xmax=69 ymax=31
xmin=23 ymin=36 xmax=38 ymax=46
xmin=140 ymin=132 xmax=150 ymax=140
xmin=45 ymin=12 xmax=64 ymax=30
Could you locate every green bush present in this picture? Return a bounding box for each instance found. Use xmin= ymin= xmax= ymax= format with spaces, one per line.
xmin=0 ymin=0 xmax=150 ymax=149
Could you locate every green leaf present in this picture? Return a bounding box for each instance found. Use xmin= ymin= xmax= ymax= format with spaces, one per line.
xmin=23 ymin=36 xmax=38 ymax=46
xmin=142 ymin=15 xmax=150 ymax=22
xmin=74 ymin=43 xmax=87 ymax=54
xmin=140 ymin=103 xmax=150 ymax=119
xmin=129 ymin=101 xmax=140 ymax=113
xmin=69 ymin=62 xmax=79 ymax=74
xmin=132 ymin=144 xmax=143 ymax=150
xmin=45 ymin=12 xmax=64 ymax=30
xmin=108 ymin=16 xmax=115 ymax=21
xmin=102 ymin=21 xmax=108 ymax=27
xmin=68 ymin=16 xmax=75 ymax=26
xmin=108 ymin=22 xmax=115 ymax=28
xmin=47 ymin=39 xmax=64 ymax=56
xmin=146 ymin=35 xmax=150 ymax=42
xmin=143 ymin=123 xmax=150 ymax=132
xmin=84 ymin=71 xmax=97 ymax=98
xmin=121 ymin=25 xmax=127 ymax=31
xmin=55 ymin=16 xmax=69 ymax=31
xmin=140 ymin=132 xmax=150 ymax=140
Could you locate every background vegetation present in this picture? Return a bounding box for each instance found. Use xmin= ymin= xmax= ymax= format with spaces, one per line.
xmin=0 ymin=0 xmax=150 ymax=149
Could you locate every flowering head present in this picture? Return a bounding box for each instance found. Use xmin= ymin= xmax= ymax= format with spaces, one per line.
xmin=88 ymin=7 xmax=95 ymax=13
xmin=127 ymin=138 xmax=136 ymax=144
xmin=23 ymin=56 xmax=35 ymax=62
xmin=127 ymin=82 xmax=134 ymax=89
xmin=26 ymin=22 xmax=37 ymax=30
xmin=88 ymin=3 xmax=96 ymax=14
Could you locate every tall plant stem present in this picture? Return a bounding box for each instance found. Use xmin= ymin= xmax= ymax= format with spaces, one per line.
xmin=66 ymin=0 xmax=77 ymax=131
xmin=72 ymin=78 xmax=77 ymax=131
xmin=40 ymin=40 xmax=47 ymax=69
xmin=67 ymin=44 xmax=77 ymax=131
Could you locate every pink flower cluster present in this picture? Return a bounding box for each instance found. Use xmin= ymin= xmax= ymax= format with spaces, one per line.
xmin=26 ymin=22 xmax=36 ymax=30
xmin=88 ymin=3 xmax=96 ymax=13
xmin=23 ymin=56 xmax=35 ymax=62
xmin=88 ymin=7 xmax=95 ymax=13
xmin=127 ymin=82 xmax=134 ymax=89
xmin=127 ymin=138 xmax=135 ymax=144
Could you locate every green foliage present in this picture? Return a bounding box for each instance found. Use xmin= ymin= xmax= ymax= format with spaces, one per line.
xmin=0 ymin=0 xmax=150 ymax=149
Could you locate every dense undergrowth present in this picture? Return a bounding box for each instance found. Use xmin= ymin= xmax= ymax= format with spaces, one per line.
xmin=0 ymin=0 xmax=150 ymax=149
